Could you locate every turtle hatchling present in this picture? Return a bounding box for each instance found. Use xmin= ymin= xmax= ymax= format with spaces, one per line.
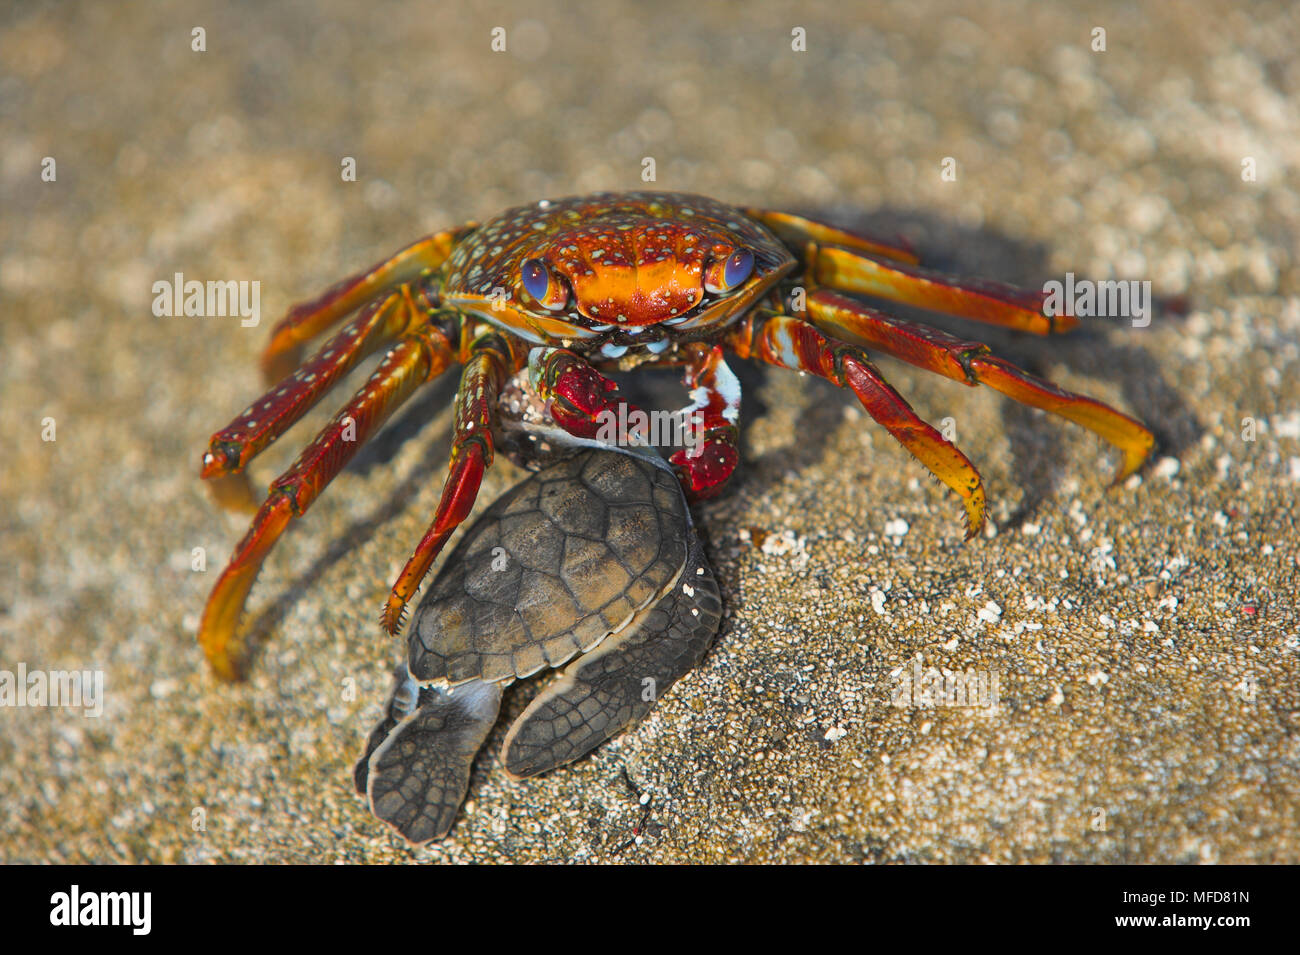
xmin=354 ymin=441 xmax=722 ymax=844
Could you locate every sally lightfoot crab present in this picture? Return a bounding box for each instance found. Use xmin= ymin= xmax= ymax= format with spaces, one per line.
xmin=199 ymin=190 xmax=1154 ymax=684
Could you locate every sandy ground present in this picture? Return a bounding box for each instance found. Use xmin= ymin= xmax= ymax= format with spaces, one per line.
xmin=2 ymin=0 xmax=1297 ymax=863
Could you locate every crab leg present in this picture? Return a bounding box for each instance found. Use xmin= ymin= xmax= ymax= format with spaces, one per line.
xmin=200 ymin=330 xmax=455 ymax=680
xmin=744 ymin=208 xmax=920 ymax=265
xmin=806 ymin=289 xmax=1155 ymax=481
xmin=732 ymin=312 xmax=987 ymax=536
xmin=260 ymin=227 xmax=468 ymax=381
xmin=809 ymin=242 xmax=1070 ymax=336
xmin=757 ymin=211 xmax=1066 ymax=336
xmin=201 ymin=292 xmax=414 ymax=496
xmin=381 ymin=335 xmax=516 ymax=635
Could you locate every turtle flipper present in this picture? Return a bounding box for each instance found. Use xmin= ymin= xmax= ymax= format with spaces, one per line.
xmin=353 ymin=663 xmax=423 ymax=796
xmin=357 ymin=672 xmax=503 ymax=845
xmin=501 ymin=534 xmax=722 ymax=779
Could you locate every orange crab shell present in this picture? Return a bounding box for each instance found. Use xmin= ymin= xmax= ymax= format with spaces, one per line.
xmin=439 ymin=191 xmax=797 ymax=344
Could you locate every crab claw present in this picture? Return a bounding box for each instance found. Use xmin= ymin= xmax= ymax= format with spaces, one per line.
xmin=669 ymin=436 xmax=738 ymax=500
xmin=529 ymin=346 xmax=647 ymax=443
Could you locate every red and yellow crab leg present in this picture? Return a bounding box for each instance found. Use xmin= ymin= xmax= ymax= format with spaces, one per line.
xmin=808 ymin=243 xmax=1070 ymax=336
xmin=730 ymin=313 xmax=987 ymax=536
xmin=260 ymin=227 xmax=470 ymax=381
xmin=755 ymin=210 xmax=1066 ymax=336
xmin=201 ymin=292 xmax=415 ymax=507
xmin=200 ymin=328 xmax=456 ymax=680
xmin=669 ymin=344 xmax=742 ymax=500
xmin=381 ymin=334 xmax=518 ymax=635
xmin=805 ymin=289 xmax=1155 ymax=481
xmin=744 ymin=208 xmax=920 ymax=265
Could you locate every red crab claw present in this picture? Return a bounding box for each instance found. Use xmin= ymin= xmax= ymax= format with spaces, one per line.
xmin=669 ymin=437 xmax=738 ymax=500
xmin=530 ymin=348 xmax=649 ymax=444
xmin=669 ymin=345 xmax=742 ymax=500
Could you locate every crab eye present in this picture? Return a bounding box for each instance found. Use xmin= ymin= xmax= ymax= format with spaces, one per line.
xmin=521 ymin=257 xmax=569 ymax=310
xmin=704 ymin=248 xmax=755 ymax=295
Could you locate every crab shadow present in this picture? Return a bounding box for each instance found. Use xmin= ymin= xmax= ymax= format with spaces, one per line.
xmin=739 ymin=204 xmax=1200 ymax=527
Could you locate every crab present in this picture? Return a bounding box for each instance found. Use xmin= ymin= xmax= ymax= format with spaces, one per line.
xmin=354 ymin=435 xmax=721 ymax=843
xmin=199 ymin=190 xmax=1155 ymax=680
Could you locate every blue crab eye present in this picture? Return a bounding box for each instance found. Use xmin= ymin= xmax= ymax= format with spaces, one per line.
xmin=521 ymin=258 xmax=550 ymax=301
xmin=724 ymin=249 xmax=755 ymax=288
xmin=521 ymin=257 xmax=568 ymax=310
xmin=704 ymin=248 xmax=755 ymax=294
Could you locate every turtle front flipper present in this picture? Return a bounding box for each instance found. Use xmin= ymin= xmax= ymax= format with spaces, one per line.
xmin=502 ymin=532 xmax=722 ymax=779
xmin=356 ymin=671 xmax=503 ymax=845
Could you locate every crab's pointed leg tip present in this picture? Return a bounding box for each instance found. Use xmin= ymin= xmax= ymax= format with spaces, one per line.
xmin=961 ymin=492 xmax=987 ymax=542
xmin=205 ymin=650 xmax=249 ymax=683
xmin=380 ymin=599 xmax=408 ymax=636
xmin=1110 ymin=445 xmax=1156 ymax=488
xmin=200 ymin=448 xmax=227 ymax=479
